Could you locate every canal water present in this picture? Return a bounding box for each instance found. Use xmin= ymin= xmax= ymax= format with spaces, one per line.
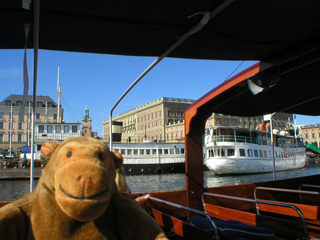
xmin=1 ymin=165 xmax=320 ymax=201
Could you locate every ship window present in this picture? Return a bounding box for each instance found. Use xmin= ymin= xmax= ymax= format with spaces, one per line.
xmin=254 ymin=150 xmax=259 ymax=157
xmin=263 ymin=150 xmax=267 ymax=158
xmin=146 ymin=149 xmax=150 ymax=155
xmin=170 ymin=149 xmax=174 ymax=154
xmin=259 ymin=150 xmax=263 ymax=158
xmin=127 ymin=149 xmax=132 ymax=155
xmin=140 ymin=149 xmax=145 ymax=155
xmin=152 ymin=149 xmax=157 ymax=155
xmin=164 ymin=149 xmax=169 ymax=154
xmin=181 ymin=148 xmax=185 ymax=154
xmin=239 ymin=149 xmax=245 ymax=156
xmin=208 ymin=150 xmax=214 ymax=157
xmin=247 ymin=149 xmax=253 ymax=157
xmin=120 ymin=149 xmax=126 ymax=155
xmin=133 ymin=149 xmax=138 ymax=155
xmin=227 ymin=149 xmax=234 ymax=156
xmin=221 ymin=149 xmax=226 ymax=157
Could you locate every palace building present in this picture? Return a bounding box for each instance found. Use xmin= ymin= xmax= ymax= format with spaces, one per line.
xmin=103 ymin=97 xmax=293 ymax=143
xmin=103 ymin=97 xmax=194 ymax=143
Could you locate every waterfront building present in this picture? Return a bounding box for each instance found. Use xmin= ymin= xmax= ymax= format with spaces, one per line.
xmin=103 ymin=97 xmax=294 ymax=143
xmin=301 ymin=124 xmax=320 ymax=147
xmin=205 ymin=112 xmax=293 ymax=131
xmin=103 ymin=97 xmax=194 ymax=143
xmin=0 ymin=94 xmax=64 ymax=155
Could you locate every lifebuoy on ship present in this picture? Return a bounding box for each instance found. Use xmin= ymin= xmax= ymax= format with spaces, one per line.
xmin=154 ymin=167 xmax=163 ymax=174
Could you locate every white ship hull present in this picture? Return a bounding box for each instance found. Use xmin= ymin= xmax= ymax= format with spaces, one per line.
xmin=204 ymin=126 xmax=307 ymax=175
xmin=110 ymin=142 xmax=185 ymax=175
xmin=205 ymin=152 xmax=306 ymax=175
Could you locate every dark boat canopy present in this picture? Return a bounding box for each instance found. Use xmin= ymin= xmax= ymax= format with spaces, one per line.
xmin=2 ymin=0 xmax=320 ymax=61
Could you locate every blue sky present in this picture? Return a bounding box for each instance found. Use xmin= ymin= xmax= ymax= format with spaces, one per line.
xmin=1 ymin=49 xmax=319 ymax=137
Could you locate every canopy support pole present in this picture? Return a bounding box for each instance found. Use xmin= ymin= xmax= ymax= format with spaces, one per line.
xmin=30 ymin=0 xmax=40 ymax=192
xmin=109 ymin=0 xmax=234 ymax=149
xmin=270 ymin=113 xmax=276 ymax=180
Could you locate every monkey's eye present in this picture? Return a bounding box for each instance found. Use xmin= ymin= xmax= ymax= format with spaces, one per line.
xmin=98 ymin=153 xmax=104 ymax=161
xmin=67 ymin=151 xmax=72 ymax=158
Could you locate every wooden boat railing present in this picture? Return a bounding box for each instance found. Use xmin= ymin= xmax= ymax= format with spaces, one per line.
xmin=254 ymin=186 xmax=320 ymax=238
xmin=202 ymin=192 xmax=310 ymax=240
xmin=149 ymin=196 xmax=219 ymax=240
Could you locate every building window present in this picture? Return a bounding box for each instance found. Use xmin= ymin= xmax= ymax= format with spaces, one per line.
xmin=55 ymin=125 xmax=61 ymax=133
xmin=8 ymin=112 xmax=14 ymax=119
xmin=53 ymin=113 xmax=57 ymax=120
xmin=0 ymin=134 xmax=3 ymax=142
xmin=5 ymin=100 xmax=11 ymax=106
xmin=72 ymin=126 xmax=78 ymax=133
xmin=64 ymin=125 xmax=69 ymax=133
xmin=0 ymin=112 xmax=4 ymax=118
xmin=38 ymin=125 xmax=44 ymax=133
xmin=0 ymin=122 xmax=3 ymax=129
xmin=16 ymin=101 xmax=22 ymax=106
xmin=37 ymin=102 xmax=43 ymax=107
xmin=47 ymin=102 xmax=53 ymax=107
xmin=36 ymin=113 xmax=40 ymax=119
xmin=18 ymin=122 xmax=22 ymax=129
xmin=8 ymin=134 xmax=13 ymax=142
xmin=47 ymin=125 xmax=53 ymax=133
xmin=18 ymin=134 xmax=22 ymax=142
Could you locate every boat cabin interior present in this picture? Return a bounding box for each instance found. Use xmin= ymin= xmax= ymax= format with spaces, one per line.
xmin=2 ymin=0 xmax=320 ymax=239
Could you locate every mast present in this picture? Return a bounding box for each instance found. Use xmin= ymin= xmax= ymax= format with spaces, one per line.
xmin=57 ymin=66 xmax=61 ymax=123
xmin=27 ymin=101 xmax=31 ymax=146
xmin=9 ymin=100 xmax=13 ymax=157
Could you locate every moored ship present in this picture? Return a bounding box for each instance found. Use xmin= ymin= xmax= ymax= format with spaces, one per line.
xmin=204 ymin=125 xmax=307 ymax=175
xmin=111 ymin=142 xmax=185 ymax=175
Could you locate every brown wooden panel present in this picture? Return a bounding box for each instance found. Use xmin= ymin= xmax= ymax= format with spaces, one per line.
xmin=205 ymin=203 xmax=257 ymax=226
xmin=257 ymin=199 xmax=319 ymax=220
xmin=205 ymin=203 xmax=306 ymax=239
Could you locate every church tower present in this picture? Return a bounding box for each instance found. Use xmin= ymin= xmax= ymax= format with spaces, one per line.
xmin=81 ymin=106 xmax=92 ymax=137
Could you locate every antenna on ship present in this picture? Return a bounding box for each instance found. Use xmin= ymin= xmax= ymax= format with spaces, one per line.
xmin=57 ymin=66 xmax=61 ymax=123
